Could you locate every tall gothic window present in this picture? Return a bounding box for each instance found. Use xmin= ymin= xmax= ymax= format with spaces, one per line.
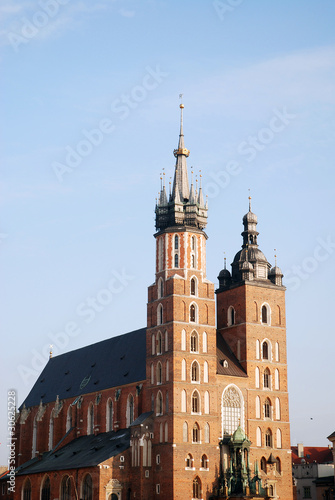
xmin=193 ymin=476 xmax=201 ymax=499
xmin=22 ymin=478 xmax=31 ymax=500
xmin=174 ymin=253 xmax=179 ymax=268
xmin=41 ymin=476 xmax=51 ymax=500
xmin=183 ymin=421 xmax=188 ymax=442
xmin=127 ymin=394 xmax=134 ymax=426
xmin=265 ymin=429 xmax=272 ymax=447
xmin=191 ymin=361 xmax=200 ymax=382
xmin=190 ymin=304 xmax=196 ymax=322
xmin=82 ymin=474 xmax=93 ymax=500
xmin=192 ymin=423 xmax=200 ymax=443
xmin=106 ymin=399 xmax=113 ymax=431
xmin=156 ymin=392 xmax=163 ymax=415
xmin=156 ymin=362 xmax=162 ymax=384
xmin=262 ymin=304 xmax=268 ymax=323
xmin=190 ymin=278 xmax=196 ymax=295
xmin=87 ymin=403 xmax=94 ymax=435
xmin=48 ymin=411 xmax=54 ymax=451
xmin=66 ymin=405 xmax=72 ymax=432
xmin=262 ymin=341 xmax=269 ymax=359
xmin=186 ymin=453 xmax=193 ymax=468
xmin=190 ymin=331 xmax=198 ymax=352
xmin=264 ymin=398 xmax=271 ymax=419
xmin=60 ymin=476 xmax=71 ymax=500
xmin=201 ymin=454 xmax=208 ymax=469
xmin=174 ymin=235 xmax=179 ymax=249
xmin=222 ymin=386 xmax=242 ymax=436
xmin=264 ymin=368 xmax=271 ymax=389
xmin=32 ymin=416 xmax=37 ymax=458
xmin=157 ymin=331 xmax=162 ymax=354
xmin=192 ymin=391 xmax=200 ymax=413
xmin=228 ymin=306 xmax=235 ymax=326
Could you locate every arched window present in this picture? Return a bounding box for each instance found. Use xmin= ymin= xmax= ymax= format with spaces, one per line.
xmin=156 ymin=362 xmax=162 ymax=384
xmin=190 ymin=277 xmax=196 ymax=295
xmin=256 ymin=427 xmax=262 ymax=447
xmin=193 ymin=476 xmax=201 ymax=499
xmin=260 ymin=457 xmax=267 ymax=472
xmin=204 ymin=361 xmax=208 ymax=383
xmin=148 ymin=440 xmax=152 ymax=466
xmin=256 ymin=339 xmax=260 ymax=359
xmin=192 ymin=391 xmax=200 ymax=414
xmin=174 ymin=235 xmax=179 ymax=250
xmin=181 ymin=390 xmax=187 ymax=412
xmin=151 ymin=363 xmax=154 ymax=384
xmin=82 ymin=474 xmax=93 ymax=500
xmin=165 ymin=330 xmax=168 ymax=351
xmin=156 ymin=391 xmax=163 ymax=415
xmin=151 ymin=393 xmax=154 ymax=411
xmin=275 ymin=369 xmax=279 ymax=390
xmin=159 ymin=422 xmax=163 ymax=443
xmin=181 ymin=329 xmax=186 ymax=350
xmin=255 ymin=366 xmax=260 ymax=388
xmin=60 ymin=475 xmax=71 ymax=500
xmin=166 ymin=360 xmax=169 ymax=381
xmin=106 ymin=398 xmax=113 ymax=431
xmin=22 ymin=478 xmax=31 ymax=500
xmin=157 ymin=331 xmax=162 ymax=354
xmin=264 ymin=368 xmax=271 ymax=389
xmin=262 ymin=341 xmax=269 ymax=359
xmin=275 ymin=342 xmax=280 ymax=361
xmin=48 ymin=411 xmax=54 ymax=451
xmin=181 ymin=359 xmax=186 ymax=381
xmin=174 ymin=253 xmax=179 ymax=268
xmin=158 ymin=277 xmax=164 ymax=299
xmin=192 ymin=423 xmax=200 ymax=443
xmin=277 ymin=305 xmax=281 ymax=325
xmin=151 ymin=334 xmax=155 ymax=355
xmin=32 ymin=416 xmax=37 ymax=458
xmin=191 ymin=361 xmax=200 ymax=382
xmin=183 ymin=421 xmax=188 ymax=442
xmin=143 ymin=438 xmax=148 ymax=467
xmin=66 ymin=405 xmax=72 ymax=432
xmin=204 ymin=391 xmax=210 ymax=414
xmin=127 ymin=394 xmax=134 ymax=426
xmin=87 ymin=403 xmax=94 ymax=435
xmin=165 ymin=422 xmax=168 ymax=442
xmin=190 ymin=304 xmax=196 ymax=322
xmin=41 ymin=476 xmax=51 ymax=500
xmin=166 ymin=391 xmax=169 ymax=413
xmin=191 ymin=254 xmax=195 ymax=268
xmin=261 ymin=303 xmax=271 ymax=324
xmin=186 ymin=453 xmax=193 ymax=468
xmin=157 ymin=304 xmax=163 ymax=325
xmin=203 ymin=331 xmax=207 ymax=353
xmin=256 ymin=396 xmax=261 ymax=418
xmin=275 ymin=398 xmax=281 ymax=420
xmin=276 ymin=429 xmax=282 ymax=449
xmin=190 ymin=331 xmax=199 ymax=352
xmin=264 ymin=398 xmax=271 ymax=419
xmin=265 ymin=428 xmax=272 ymax=447
xmin=204 ymin=422 xmax=210 ymax=443
xmin=222 ymin=385 xmax=243 ymax=436
xmin=228 ymin=306 xmax=235 ymax=326
xmin=276 ymin=456 xmax=282 ymax=473
xmin=191 ymin=235 xmax=196 ymax=251
xmin=201 ymin=454 xmax=208 ymax=469
xmin=254 ymin=301 xmax=258 ymax=321
xmin=269 ymin=485 xmax=274 ymax=496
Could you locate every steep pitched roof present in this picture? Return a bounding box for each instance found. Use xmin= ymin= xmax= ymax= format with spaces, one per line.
xmin=15 ymin=429 xmax=130 ymax=475
xmin=291 ymin=446 xmax=333 ymax=464
xmin=216 ymin=332 xmax=247 ymax=377
xmin=21 ymin=328 xmax=146 ymax=409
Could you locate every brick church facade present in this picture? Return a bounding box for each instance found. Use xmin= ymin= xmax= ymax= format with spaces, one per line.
xmin=9 ymin=105 xmax=293 ymax=499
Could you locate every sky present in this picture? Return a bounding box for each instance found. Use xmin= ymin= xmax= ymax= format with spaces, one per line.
xmin=1 ymin=0 xmax=335 ymax=464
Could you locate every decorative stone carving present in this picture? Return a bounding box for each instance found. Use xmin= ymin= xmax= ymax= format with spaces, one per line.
xmin=19 ymin=404 xmax=30 ymax=424
xmin=36 ymin=400 xmax=47 ymax=422
xmin=53 ymin=395 xmax=63 ymax=417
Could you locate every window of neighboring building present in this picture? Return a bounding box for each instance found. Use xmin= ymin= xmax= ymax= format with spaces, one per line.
xmin=303 ymin=487 xmax=311 ymax=499
xmin=41 ymin=476 xmax=51 ymax=500
xmin=82 ymin=474 xmax=93 ymax=500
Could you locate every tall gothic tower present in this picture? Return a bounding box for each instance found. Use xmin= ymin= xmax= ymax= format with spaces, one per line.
xmin=216 ymin=200 xmax=293 ymax=499
xmin=146 ymin=104 xmax=218 ymax=499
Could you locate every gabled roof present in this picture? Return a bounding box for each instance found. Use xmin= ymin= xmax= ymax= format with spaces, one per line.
xmin=21 ymin=328 xmax=146 ymax=409
xmin=291 ymin=446 xmax=333 ymax=464
xmin=15 ymin=429 xmax=130 ymax=475
xmin=216 ymin=332 xmax=247 ymax=377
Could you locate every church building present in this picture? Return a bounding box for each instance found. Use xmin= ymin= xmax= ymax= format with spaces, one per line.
xmin=10 ymin=105 xmax=293 ymax=499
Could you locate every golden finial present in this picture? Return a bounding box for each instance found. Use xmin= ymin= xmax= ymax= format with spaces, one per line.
xmin=274 ymin=249 xmax=277 ymax=266
xmin=179 ymin=93 xmax=184 ymax=108
xmin=49 ymin=344 xmax=53 ymax=359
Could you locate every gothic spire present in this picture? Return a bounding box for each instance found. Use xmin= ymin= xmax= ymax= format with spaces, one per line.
xmin=172 ymin=104 xmax=190 ymax=202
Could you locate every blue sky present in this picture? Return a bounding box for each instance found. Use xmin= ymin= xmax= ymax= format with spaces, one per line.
xmin=1 ymin=0 xmax=335 ymax=463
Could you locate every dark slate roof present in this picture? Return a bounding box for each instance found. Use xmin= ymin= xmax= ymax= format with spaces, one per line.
xmin=21 ymin=328 xmax=146 ymax=409
xmin=130 ymin=411 xmax=153 ymax=427
xmin=216 ymin=332 xmax=247 ymax=377
xmin=16 ymin=429 xmax=130 ymax=475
